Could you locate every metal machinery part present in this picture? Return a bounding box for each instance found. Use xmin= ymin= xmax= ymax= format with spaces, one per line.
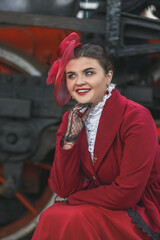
xmin=0 ymin=44 xmax=62 ymax=239
xmin=0 ymin=192 xmax=57 ymax=240
xmin=0 ymin=43 xmax=43 ymax=76
xmin=0 ymin=0 xmax=79 ymax=17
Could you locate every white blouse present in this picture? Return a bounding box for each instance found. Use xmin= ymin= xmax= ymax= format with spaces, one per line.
xmin=85 ymin=84 xmax=116 ymax=163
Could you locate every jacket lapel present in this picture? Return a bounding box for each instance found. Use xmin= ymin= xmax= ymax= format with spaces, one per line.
xmin=79 ymin=127 xmax=96 ymax=176
xmin=93 ymin=89 xmax=127 ymax=172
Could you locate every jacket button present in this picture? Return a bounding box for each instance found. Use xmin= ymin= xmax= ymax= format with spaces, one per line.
xmin=92 ymin=176 xmax=96 ymax=180
xmin=94 ymin=156 xmax=98 ymax=164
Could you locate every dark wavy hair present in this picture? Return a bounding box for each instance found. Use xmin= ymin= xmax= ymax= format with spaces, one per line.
xmin=74 ymin=44 xmax=113 ymax=74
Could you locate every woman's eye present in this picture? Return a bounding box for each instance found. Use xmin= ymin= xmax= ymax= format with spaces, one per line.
xmin=68 ymin=74 xmax=76 ymax=79
xmin=85 ymin=71 xmax=94 ymax=76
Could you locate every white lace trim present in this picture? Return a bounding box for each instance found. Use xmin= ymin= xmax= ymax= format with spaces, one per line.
xmin=85 ymin=84 xmax=115 ymax=163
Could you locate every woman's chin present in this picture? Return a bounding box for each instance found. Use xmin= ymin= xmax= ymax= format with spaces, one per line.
xmin=76 ymin=100 xmax=90 ymax=105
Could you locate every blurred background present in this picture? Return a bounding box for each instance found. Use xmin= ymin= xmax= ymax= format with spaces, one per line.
xmin=0 ymin=0 xmax=160 ymax=239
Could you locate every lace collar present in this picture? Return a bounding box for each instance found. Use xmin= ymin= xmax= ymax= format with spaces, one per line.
xmin=84 ymin=83 xmax=116 ymax=163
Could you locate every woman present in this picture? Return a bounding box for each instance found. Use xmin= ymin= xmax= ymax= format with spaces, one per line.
xmin=32 ymin=32 xmax=160 ymax=240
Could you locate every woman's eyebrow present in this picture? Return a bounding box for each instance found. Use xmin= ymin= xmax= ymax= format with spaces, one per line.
xmin=66 ymin=67 xmax=95 ymax=75
xmin=83 ymin=67 xmax=95 ymax=72
xmin=66 ymin=71 xmax=75 ymax=75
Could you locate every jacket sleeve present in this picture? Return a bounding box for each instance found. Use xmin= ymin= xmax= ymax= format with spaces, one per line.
xmin=68 ymin=108 xmax=158 ymax=209
xmin=48 ymin=112 xmax=84 ymax=198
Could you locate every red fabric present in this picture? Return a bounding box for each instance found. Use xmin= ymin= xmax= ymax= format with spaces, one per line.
xmin=46 ymin=32 xmax=82 ymax=106
xmin=32 ymin=203 xmax=151 ymax=240
xmin=32 ymin=89 xmax=160 ymax=239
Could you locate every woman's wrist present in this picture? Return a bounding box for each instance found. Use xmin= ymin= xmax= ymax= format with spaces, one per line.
xmin=63 ymin=141 xmax=74 ymax=149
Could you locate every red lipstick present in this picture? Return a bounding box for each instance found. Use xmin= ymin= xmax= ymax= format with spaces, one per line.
xmin=76 ymin=88 xmax=91 ymax=95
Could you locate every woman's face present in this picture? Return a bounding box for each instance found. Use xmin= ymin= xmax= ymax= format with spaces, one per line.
xmin=66 ymin=57 xmax=113 ymax=106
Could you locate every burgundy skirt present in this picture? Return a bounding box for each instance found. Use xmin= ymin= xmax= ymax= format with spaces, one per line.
xmin=32 ymin=203 xmax=152 ymax=240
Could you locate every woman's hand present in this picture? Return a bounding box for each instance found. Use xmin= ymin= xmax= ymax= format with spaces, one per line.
xmin=63 ymin=103 xmax=92 ymax=143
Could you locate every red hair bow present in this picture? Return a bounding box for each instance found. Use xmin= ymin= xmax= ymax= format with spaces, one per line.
xmin=46 ymin=32 xmax=82 ymax=106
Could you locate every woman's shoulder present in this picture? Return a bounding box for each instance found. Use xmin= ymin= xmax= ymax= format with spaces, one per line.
xmin=120 ymin=96 xmax=157 ymax=137
xmin=112 ymin=89 xmax=152 ymax=121
xmin=124 ymin=97 xmax=152 ymax=121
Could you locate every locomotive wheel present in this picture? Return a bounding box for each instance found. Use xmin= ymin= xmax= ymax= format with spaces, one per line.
xmin=0 ymin=161 xmax=56 ymax=240
xmin=0 ymin=43 xmax=45 ymax=75
xmin=0 ymin=45 xmax=55 ymax=239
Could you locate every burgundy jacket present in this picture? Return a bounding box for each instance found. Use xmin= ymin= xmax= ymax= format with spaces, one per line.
xmin=49 ymin=89 xmax=160 ymax=235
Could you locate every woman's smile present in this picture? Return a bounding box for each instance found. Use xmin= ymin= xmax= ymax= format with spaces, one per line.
xmin=76 ymin=88 xmax=91 ymax=95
